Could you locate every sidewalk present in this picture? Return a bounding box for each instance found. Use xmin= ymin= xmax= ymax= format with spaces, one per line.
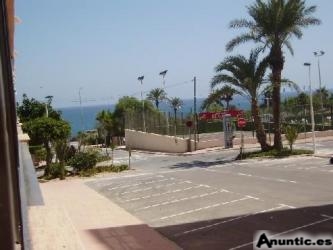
xmin=28 ymin=178 xmax=181 ymax=250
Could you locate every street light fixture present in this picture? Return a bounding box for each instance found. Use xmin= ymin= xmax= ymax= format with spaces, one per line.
xmin=314 ymin=50 xmax=325 ymax=126
xmin=304 ymin=62 xmax=316 ymax=153
xmin=138 ymin=75 xmax=146 ymax=132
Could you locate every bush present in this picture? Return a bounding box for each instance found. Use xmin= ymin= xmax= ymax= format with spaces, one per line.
xmin=45 ymin=163 xmax=65 ymax=180
xmin=236 ymin=148 xmax=313 ymax=160
xmin=68 ymin=151 xmax=98 ymax=172
xmin=78 ymin=164 xmax=129 ymax=177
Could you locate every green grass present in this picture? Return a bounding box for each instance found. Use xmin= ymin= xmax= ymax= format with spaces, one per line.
xmin=236 ymin=148 xmax=313 ymax=160
xmin=78 ymin=164 xmax=129 ymax=177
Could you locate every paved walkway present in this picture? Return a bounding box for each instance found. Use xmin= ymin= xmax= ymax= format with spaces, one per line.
xmin=29 ymin=178 xmax=181 ymax=250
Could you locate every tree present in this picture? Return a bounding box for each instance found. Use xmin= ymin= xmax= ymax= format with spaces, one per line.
xmin=23 ymin=117 xmax=71 ymax=169
xmin=96 ymin=110 xmax=114 ymax=148
xmin=211 ymin=49 xmax=270 ymax=151
xmin=147 ymin=88 xmax=167 ymax=109
xmin=226 ymin=0 xmax=320 ymax=150
xmin=17 ymin=94 xmax=61 ymax=122
xmin=202 ymin=85 xmax=239 ymax=111
xmin=113 ymin=96 xmax=156 ymax=136
xmin=169 ymin=97 xmax=183 ymax=136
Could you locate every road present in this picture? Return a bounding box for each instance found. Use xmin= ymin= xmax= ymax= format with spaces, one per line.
xmin=88 ymin=142 xmax=333 ymax=250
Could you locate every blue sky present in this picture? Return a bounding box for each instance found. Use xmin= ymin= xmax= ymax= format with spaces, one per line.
xmin=15 ymin=0 xmax=333 ymax=108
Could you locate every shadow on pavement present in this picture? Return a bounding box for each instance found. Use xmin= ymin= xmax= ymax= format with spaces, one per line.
xmin=155 ymin=203 xmax=333 ymax=250
xmin=170 ymin=159 xmax=234 ymax=169
xmin=86 ymin=204 xmax=333 ymax=250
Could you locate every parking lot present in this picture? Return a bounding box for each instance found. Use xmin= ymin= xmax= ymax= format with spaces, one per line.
xmin=87 ymin=155 xmax=333 ymax=250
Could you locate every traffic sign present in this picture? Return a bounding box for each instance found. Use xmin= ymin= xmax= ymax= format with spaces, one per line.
xmin=186 ymin=121 xmax=193 ymax=128
xmin=237 ymin=118 xmax=247 ymax=128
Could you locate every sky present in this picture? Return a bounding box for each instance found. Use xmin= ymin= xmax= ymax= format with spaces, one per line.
xmin=15 ymin=0 xmax=333 ymax=108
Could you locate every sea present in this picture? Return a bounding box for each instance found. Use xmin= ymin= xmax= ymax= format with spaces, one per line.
xmin=58 ymin=97 xmax=251 ymax=136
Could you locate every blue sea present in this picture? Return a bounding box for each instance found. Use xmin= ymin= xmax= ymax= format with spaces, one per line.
xmin=59 ymin=97 xmax=251 ymax=136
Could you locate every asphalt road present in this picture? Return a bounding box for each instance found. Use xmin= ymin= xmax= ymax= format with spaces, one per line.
xmin=87 ymin=145 xmax=333 ymax=250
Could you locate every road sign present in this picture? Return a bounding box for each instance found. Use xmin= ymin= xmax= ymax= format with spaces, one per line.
xmin=186 ymin=120 xmax=193 ymax=128
xmin=237 ymin=118 xmax=247 ymax=128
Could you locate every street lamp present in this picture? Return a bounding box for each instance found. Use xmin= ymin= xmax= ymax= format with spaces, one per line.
xmin=304 ymin=62 xmax=316 ymax=153
xmin=159 ymin=70 xmax=168 ymax=87
xmin=314 ymin=50 xmax=325 ymax=126
xmin=159 ymin=70 xmax=169 ymax=135
xmin=138 ymin=75 xmax=146 ymax=132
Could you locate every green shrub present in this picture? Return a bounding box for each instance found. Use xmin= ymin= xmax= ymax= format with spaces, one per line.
xmin=78 ymin=164 xmax=129 ymax=177
xmin=236 ymin=148 xmax=313 ymax=160
xmin=68 ymin=151 xmax=98 ymax=172
xmin=45 ymin=163 xmax=65 ymax=180
xmin=284 ymin=125 xmax=299 ymax=151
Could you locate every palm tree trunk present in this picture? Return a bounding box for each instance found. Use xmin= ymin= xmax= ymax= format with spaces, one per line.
xmin=270 ymin=46 xmax=284 ymax=151
xmin=251 ymin=98 xmax=270 ymax=151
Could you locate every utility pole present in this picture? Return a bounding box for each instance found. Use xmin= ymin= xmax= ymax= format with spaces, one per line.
xmin=194 ymin=76 xmax=197 ymax=151
xmin=78 ymin=87 xmax=84 ymax=132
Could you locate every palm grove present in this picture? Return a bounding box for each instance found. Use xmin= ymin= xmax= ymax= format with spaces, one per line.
xmin=210 ymin=0 xmax=321 ymax=151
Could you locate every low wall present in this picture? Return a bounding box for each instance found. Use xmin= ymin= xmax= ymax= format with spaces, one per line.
xmin=125 ymin=129 xmax=333 ymax=153
xmin=125 ymin=129 xmax=192 ymax=153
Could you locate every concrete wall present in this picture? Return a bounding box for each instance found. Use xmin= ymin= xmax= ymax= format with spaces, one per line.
xmin=126 ymin=129 xmax=333 ymax=153
xmin=125 ymin=129 xmax=191 ymax=153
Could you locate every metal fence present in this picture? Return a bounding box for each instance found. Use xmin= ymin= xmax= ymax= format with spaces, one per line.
xmin=124 ymin=109 xmax=194 ymax=138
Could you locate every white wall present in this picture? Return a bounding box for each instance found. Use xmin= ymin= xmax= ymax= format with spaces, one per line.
xmin=125 ymin=129 xmax=190 ymax=153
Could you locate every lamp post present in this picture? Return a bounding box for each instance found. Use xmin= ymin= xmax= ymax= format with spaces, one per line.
xmin=304 ymin=63 xmax=316 ymax=153
xmin=314 ymin=50 xmax=325 ymax=127
xmin=138 ymin=75 xmax=146 ymax=132
xmin=159 ymin=70 xmax=169 ymax=135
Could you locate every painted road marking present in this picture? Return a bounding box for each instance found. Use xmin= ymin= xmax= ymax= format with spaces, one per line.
xmin=107 ymin=178 xmax=174 ymax=190
xmin=155 ymin=196 xmax=254 ymax=221
xmin=230 ymin=214 xmax=333 ymax=250
xmin=122 ymin=184 xmax=208 ymax=202
xmin=237 ymin=172 xmax=297 ymax=184
xmin=174 ymin=204 xmax=293 ymax=237
xmin=134 ymin=189 xmax=228 ymax=211
xmin=119 ymin=180 xmax=192 ymax=195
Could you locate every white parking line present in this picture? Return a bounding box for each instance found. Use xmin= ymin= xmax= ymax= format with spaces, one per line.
xmin=135 ymin=189 xmax=228 ymax=211
xmin=108 ymin=178 xmax=174 ymax=190
xmin=230 ymin=214 xmax=333 ymax=250
xmin=174 ymin=204 xmax=292 ymax=237
xmin=237 ymin=172 xmax=297 ymax=184
xmin=122 ymin=184 xmax=208 ymax=202
xmin=155 ymin=196 xmax=254 ymax=221
xmin=119 ymin=180 xmax=192 ymax=195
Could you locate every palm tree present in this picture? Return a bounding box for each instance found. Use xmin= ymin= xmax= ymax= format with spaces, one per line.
xmin=202 ymin=85 xmax=239 ymax=111
xmin=147 ymin=88 xmax=167 ymax=109
xmin=226 ymin=0 xmax=320 ymax=150
xmin=169 ymin=97 xmax=183 ymax=137
xmin=96 ymin=110 xmax=114 ymax=148
xmin=212 ymin=49 xmax=270 ymax=151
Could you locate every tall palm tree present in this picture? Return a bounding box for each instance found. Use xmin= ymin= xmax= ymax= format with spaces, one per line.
xmin=202 ymin=86 xmax=239 ymax=111
xmin=212 ymin=49 xmax=270 ymax=151
xmin=169 ymin=97 xmax=183 ymax=136
xmin=147 ymin=88 xmax=167 ymax=109
xmin=226 ymin=0 xmax=320 ymax=150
